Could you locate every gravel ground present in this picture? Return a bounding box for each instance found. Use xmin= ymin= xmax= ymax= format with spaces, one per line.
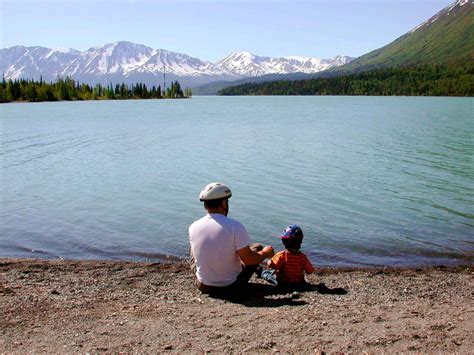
xmin=0 ymin=258 xmax=472 ymax=353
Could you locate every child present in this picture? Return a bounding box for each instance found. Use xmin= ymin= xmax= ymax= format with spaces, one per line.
xmin=267 ymin=224 xmax=314 ymax=287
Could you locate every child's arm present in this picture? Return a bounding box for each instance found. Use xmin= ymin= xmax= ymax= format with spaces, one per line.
xmin=303 ymin=254 xmax=315 ymax=274
xmin=268 ymin=252 xmax=283 ymax=271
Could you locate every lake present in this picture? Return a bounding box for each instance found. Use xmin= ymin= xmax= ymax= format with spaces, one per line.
xmin=0 ymin=96 xmax=473 ymax=266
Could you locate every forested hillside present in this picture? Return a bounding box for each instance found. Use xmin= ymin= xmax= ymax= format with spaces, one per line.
xmin=330 ymin=0 xmax=473 ymax=74
xmin=219 ymin=65 xmax=473 ymax=96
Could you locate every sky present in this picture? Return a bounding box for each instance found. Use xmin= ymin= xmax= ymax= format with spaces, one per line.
xmin=1 ymin=0 xmax=453 ymax=62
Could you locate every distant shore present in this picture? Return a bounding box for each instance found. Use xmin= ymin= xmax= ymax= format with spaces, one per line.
xmin=0 ymin=96 xmax=190 ymax=104
xmin=1 ymin=258 xmax=472 ymax=352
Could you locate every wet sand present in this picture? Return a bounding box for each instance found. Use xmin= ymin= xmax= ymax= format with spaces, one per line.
xmin=0 ymin=258 xmax=472 ymax=353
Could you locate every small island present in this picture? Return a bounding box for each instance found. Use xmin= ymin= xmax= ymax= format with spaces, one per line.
xmin=0 ymin=77 xmax=192 ymax=103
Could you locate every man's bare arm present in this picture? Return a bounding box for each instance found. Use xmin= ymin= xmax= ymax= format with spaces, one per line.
xmin=237 ymin=245 xmax=274 ymax=266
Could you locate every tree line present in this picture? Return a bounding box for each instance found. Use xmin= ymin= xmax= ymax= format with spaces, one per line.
xmin=219 ymin=65 xmax=473 ymax=97
xmin=0 ymin=77 xmax=192 ymax=103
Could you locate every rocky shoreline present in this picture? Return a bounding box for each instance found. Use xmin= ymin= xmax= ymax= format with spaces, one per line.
xmin=0 ymin=258 xmax=472 ymax=352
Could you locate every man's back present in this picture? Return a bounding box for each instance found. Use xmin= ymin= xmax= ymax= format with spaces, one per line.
xmin=189 ymin=213 xmax=251 ymax=287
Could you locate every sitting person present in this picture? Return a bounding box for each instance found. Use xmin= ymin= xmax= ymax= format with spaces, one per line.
xmin=189 ymin=182 xmax=275 ymax=295
xmin=265 ymin=224 xmax=314 ymax=287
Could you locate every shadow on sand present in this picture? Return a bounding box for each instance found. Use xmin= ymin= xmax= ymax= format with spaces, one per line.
xmin=207 ymin=282 xmax=348 ymax=307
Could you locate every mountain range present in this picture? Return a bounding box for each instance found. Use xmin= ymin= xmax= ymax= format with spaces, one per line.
xmin=0 ymin=43 xmax=353 ymax=89
xmin=4 ymin=0 xmax=470 ymax=95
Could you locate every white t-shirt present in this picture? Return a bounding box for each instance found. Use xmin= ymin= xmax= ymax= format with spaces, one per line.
xmin=189 ymin=213 xmax=251 ymax=287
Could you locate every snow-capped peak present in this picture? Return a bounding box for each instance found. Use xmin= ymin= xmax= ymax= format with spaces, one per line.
xmin=219 ymin=51 xmax=261 ymax=64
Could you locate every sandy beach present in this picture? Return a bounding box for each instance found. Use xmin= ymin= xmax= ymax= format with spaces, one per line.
xmin=0 ymin=258 xmax=472 ymax=353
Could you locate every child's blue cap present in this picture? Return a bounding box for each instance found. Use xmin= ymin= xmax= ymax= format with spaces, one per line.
xmin=280 ymin=225 xmax=303 ymax=239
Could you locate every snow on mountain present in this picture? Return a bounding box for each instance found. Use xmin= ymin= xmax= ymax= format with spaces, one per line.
xmin=135 ymin=49 xmax=223 ymax=77
xmin=216 ymin=51 xmax=267 ymax=76
xmin=217 ymin=51 xmax=353 ymax=76
xmin=2 ymin=46 xmax=81 ymax=80
xmin=409 ymin=0 xmax=470 ymax=34
xmin=62 ymin=41 xmax=155 ymax=76
xmin=0 ymin=42 xmax=353 ymax=87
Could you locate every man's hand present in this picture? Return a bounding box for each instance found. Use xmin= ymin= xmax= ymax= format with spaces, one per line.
xmin=261 ymin=246 xmax=275 ymax=259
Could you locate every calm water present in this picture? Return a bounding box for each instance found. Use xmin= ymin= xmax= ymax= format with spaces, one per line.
xmin=1 ymin=96 xmax=473 ymax=266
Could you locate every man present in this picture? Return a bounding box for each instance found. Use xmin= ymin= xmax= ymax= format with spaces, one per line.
xmin=189 ymin=182 xmax=275 ymax=294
